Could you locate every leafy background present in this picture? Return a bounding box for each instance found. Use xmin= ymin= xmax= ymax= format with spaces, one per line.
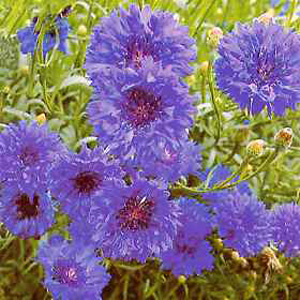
xmin=0 ymin=0 xmax=300 ymax=299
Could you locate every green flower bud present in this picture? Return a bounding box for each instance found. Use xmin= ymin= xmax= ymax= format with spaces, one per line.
xmin=77 ymin=24 xmax=87 ymax=37
xmin=178 ymin=275 xmax=186 ymax=284
xmin=207 ymin=27 xmax=223 ymax=48
xmin=246 ymin=139 xmax=266 ymax=157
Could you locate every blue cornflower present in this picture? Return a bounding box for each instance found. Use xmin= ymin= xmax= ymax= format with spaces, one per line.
xmin=213 ymin=191 xmax=271 ymax=257
xmin=17 ymin=16 xmax=70 ymax=57
xmin=131 ymin=137 xmax=202 ymax=183
xmin=36 ymin=235 xmax=111 ymax=300
xmin=0 ymin=182 xmax=55 ymax=238
xmin=49 ymin=145 xmax=123 ymax=220
xmin=215 ymin=21 xmax=300 ymax=118
xmin=88 ymin=58 xmax=195 ymax=161
xmin=160 ymin=198 xmax=214 ymax=277
xmin=89 ymin=178 xmax=181 ymax=263
xmin=85 ymin=4 xmax=196 ymax=80
xmin=270 ymin=202 xmax=300 ymax=257
xmin=0 ymin=121 xmax=65 ymax=197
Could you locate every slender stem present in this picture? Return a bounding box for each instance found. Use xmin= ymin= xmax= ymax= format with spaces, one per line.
xmin=287 ymin=0 xmax=296 ymax=27
xmin=193 ymin=0 xmax=217 ymax=37
xmin=216 ymin=156 xmax=249 ymax=188
xmin=172 ymin=148 xmax=280 ymax=196
xmin=221 ymin=148 xmax=280 ymax=190
xmin=221 ymin=0 xmax=230 ymax=28
xmin=200 ymin=74 xmax=206 ymax=103
xmin=207 ymin=61 xmax=221 ymax=144
xmin=137 ymin=0 xmax=144 ymax=9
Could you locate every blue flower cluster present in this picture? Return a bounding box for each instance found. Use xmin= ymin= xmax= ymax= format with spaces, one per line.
xmin=2 ymin=3 xmax=300 ymax=300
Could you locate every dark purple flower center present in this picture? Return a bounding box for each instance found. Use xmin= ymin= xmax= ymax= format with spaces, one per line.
xmin=226 ymin=229 xmax=235 ymax=240
xmin=72 ymin=171 xmax=101 ymax=195
xmin=116 ymin=196 xmax=155 ymax=230
xmin=15 ymin=193 xmax=39 ymax=220
xmin=125 ymin=36 xmax=158 ymax=68
xmin=255 ymin=47 xmax=276 ymax=83
xmin=52 ymin=260 xmax=85 ymax=287
xmin=19 ymin=146 xmax=39 ymax=166
xmin=124 ymin=87 xmax=162 ymax=128
xmin=176 ymin=242 xmax=196 ymax=255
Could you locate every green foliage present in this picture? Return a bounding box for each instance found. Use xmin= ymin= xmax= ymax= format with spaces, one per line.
xmin=0 ymin=0 xmax=300 ymax=299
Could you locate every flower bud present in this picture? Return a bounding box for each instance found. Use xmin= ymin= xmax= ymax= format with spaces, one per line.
xmin=77 ymin=24 xmax=87 ymax=37
xmin=230 ymin=250 xmax=240 ymax=261
xmin=238 ymin=257 xmax=249 ymax=268
xmin=178 ymin=275 xmax=186 ymax=284
xmin=35 ymin=113 xmax=46 ymax=125
xmin=286 ymin=276 xmax=293 ymax=284
xmin=206 ymin=27 xmax=223 ymax=48
xmin=274 ymin=127 xmax=293 ymax=148
xmin=246 ymin=139 xmax=266 ymax=157
xmin=19 ymin=65 xmax=29 ymax=76
xmin=257 ymin=9 xmax=275 ymax=25
xmin=2 ymin=86 xmax=10 ymax=94
xmin=249 ymin=270 xmax=257 ymax=281
xmin=186 ymin=75 xmax=195 ymax=86
xmin=212 ymin=238 xmax=223 ymax=251
xmin=199 ymin=61 xmax=209 ymax=76
xmin=259 ymin=247 xmax=282 ymax=272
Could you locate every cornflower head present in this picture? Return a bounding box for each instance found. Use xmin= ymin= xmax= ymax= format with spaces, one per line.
xmin=0 ymin=181 xmax=55 ymax=239
xmin=0 ymin=120 xmax=65 ymax=197
xmin=88 ymin=58 xmax=195 ymax=162
xmin=270 ymin=202 xmax=300 ymax=257
xmin=89 ymin=178 xmax=181 ymax=263
xmin=36 ymin=235 xmax=111 ymax=300
xmin=85 ymin=4 xmax=196 ymax=80
xmin=49 ymin=145 xmax=123 ymax=220
xmin=160 ymin=198 xmax=214 ymax=277
xmin=215 ymin=21 xmax=300 ymax=118
xmin=213 ymin=191 xmax=271 ymax=257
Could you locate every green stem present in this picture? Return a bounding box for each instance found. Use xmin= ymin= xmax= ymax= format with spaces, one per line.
xmin=201 ymin=74 xmax=206 ymax=103
xmin=27 ymin=52 xmax=38 ymax=98
xmin=216 ymin=156 xmax=249 ymax=188
xmin=222 ymin=148 xmax=280 ymax=189
xmin=172 ymin=148 xmax=280 ymax=196
xmin=287 ymin=0 xmax=296 ymax=27
xmin=221 ymin=0 xmax=230 ymax=28
xmin=208 ymin=61 xmax=221 ymax=144
xmin=193 ymin=0 xmax=217 ymax=37
xmin=137 ymin=0 xmax=144 ymax=9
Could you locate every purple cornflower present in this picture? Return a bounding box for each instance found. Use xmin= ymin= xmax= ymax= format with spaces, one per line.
xmin=270 ymin=202 xmax=300 ymax=257
xmin=36 ymin=235 xmax=111 ymax=300
xmin=0 ymin=121 xmax=64 ymax=197
xmin=213 ymin=191 xmax=271 ymax=257
xmin=132 ymin=137 xmax=201 ymax=183
xmin=17 ymin=16 xmax=70 ymax=57
xmin=85 ymin=4 xmax=196 ymax=80
xmin=49 ymin=145 xmax=123 ymax=220
xmin=215 ymin=21 xmax=300 ymax=117
xmin=160 ymin=198 xmax=214 ymax=277
xmin=0 ymin=182 xmax=55 ymax=238
xmin=90 ymin=178 xmax=181 ymax=263
xmin=88 ymin=58 xmax=195 ymax=161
